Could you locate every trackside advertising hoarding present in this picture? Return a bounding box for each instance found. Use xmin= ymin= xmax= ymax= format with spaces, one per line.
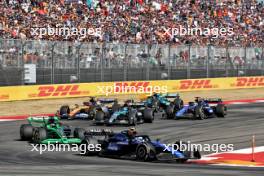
xmin=0 ymin=76 xmax=264 ymax=101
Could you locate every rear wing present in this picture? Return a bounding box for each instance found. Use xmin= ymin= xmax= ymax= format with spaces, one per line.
xmin=84 ymin=129 xmax=114 ymax=136
xmin=131 ymin=102 xmax=146 ymax=108
xmin=98 ymin=98 xmax=117 ymax=104
xmin=204 ymin=98 xmax=223 ymax=103
xmin=27 ymin=116 xmax=59 ymax=125
xmin=163 ymin=93 xmax=180 ymax=98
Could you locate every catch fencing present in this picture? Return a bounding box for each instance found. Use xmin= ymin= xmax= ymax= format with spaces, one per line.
xmin=0 ymin=38 xmax=263 ymax=86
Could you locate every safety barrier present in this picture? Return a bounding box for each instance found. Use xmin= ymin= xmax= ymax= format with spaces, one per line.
xmin=0 ymin=76 xmax=264 ymax=102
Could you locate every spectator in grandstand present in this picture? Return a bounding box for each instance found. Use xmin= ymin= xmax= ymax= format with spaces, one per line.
xmin=0 ymin=0 xmax=263 ymax=47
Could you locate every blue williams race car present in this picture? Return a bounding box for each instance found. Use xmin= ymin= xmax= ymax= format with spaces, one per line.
xmin=175 ymin=97 xmax=227 ymax=120
xmin=79 ymin=128 xmax=201 ymax=162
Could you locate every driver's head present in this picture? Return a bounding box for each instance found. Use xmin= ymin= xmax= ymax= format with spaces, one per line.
xmin=48 ymin=117 xmax=55 ymax=124
xmin=153 ymin=93 xmax=158 ymax=97
xmin=189 ymin=102 xmax=195 ymax=106
xmin=127 ymin=127 xmax=137 ymax=137
xmin=90 ymin=97 xmax=96 ymax=102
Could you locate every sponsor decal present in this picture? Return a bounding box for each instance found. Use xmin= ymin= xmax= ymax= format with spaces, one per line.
xmin=173 ymin=79 xmax=218 ymax=90
xmin=28 ymin=85 xmax=89 ymax=98
xmin=231 ymin=77 xmax=264 ymax=87
xmin=0 ymin=94 xmax=9 ymax=100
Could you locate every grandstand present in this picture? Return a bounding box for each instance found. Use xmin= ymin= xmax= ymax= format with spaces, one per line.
xmin=0 ymin=0 xmax=263 ymax=85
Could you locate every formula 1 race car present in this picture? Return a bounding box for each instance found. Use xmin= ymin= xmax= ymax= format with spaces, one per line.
xmin=79 ymin=128 xmax=201 ymax=162
xmin=58 ymin=97 xmax=117 ymax=120
xmin=20 ymin=116 xmax=82 ymax=144
xmin=175 ymin=97 xmax=227 ymax=120
xmin=94 ymin=101 xmax=155 ymax=125
xmin=143 ymin=93 xmax=184 ymax=119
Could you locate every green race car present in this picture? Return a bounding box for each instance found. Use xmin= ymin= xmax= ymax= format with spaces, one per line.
xmin=20 ymin=116 xmax=83 ymax=144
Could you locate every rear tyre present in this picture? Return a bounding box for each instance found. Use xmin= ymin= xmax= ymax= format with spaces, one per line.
xmin=136 ymin=143 xmax=157 ymax=161
xmin=215 ymin=104 xmax=226 ymax=117
xmin=20 ymin=124 xmax=33 ymax=141
xmin=166 ymin=105 xmax=175 ymax=119
xmin=74 ymin=128 xmax=85 ymax=140
xmin=59 ymin=105 xmax=70 ymax=119
xmin=80 ymin=137 xmax=99 ymax=156
xmin=94 ymin=111 xmax=105 ymax=124
xmin=174 ymin=99 xmax=184 ymax=112
xmin=194 ymin=106 xmax=206 ymax=120
xmin=143 ymin=108 xmax=154 ymax=123
xmin=32 ymin=128 xmax=47 ymax=143
xmin=111 ymin=103 xmax=120 ymax=112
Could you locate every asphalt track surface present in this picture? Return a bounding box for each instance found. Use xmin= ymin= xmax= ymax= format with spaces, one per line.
xmin=0 ymin=103 xmax=264 ymax=176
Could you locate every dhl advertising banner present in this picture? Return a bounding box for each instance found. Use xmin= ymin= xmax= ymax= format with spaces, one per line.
xmin=0 ymin=76 xmax=264 ymax=102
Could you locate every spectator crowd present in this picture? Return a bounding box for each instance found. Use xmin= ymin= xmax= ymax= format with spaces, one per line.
xmin=0 ymin=0 xmax=263 ymax=47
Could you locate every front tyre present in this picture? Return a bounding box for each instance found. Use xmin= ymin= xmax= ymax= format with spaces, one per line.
xmin=136 ymin=143 xmax=157 ymax=161
xmin=74 ymin=128 xmax=85 ymax=140
xmin=143 ymin=108 xmax=154 ymax=123
xmin=20 ymin=124 xmax=33 ymax=141
xmin=215 ymin=104 xmax=227 ymax=117
xmin=32 ymin=128 xmax=47 ymax=143
xmin=194 ymin=106 xmax=206 ymax=120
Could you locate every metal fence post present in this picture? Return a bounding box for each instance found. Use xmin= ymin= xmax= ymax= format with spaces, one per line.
xmin=51 ymin=43 xmax=56 ymax=84
xmin=206 ymin=44 xmax=211 ymax=78
xmin=168 ymin=44 xmax=171 ymax=80
xmin=261 ymin=47 xmax=264 ymax=76
xmin=123 ymin=44 xmax=127 ymax=81
xmin=244 ymin=46 xmax=247 ymax=70
xmin=225 ymin=45 xmax=229 ymax=77
xmin=100 ymin=43 xmax=104 ymax=82
xmin=146 ymin=44 xmax=150 ymax=80
xmin=187 ymin=44 xmax=191 ymax=79
xmin=21 ymin=40 xmax=25 ymax=85
xmin=76 ymin=43 xmax=82 ymax=83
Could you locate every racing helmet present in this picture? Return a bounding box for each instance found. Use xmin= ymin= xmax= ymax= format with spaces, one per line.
xmin=48 ymin=117 xmax=55 ymax=124
xmin=188 ymin=102 xmax=195 ymax=106
xmin=127 ymin=127 xmax=137 ymax=136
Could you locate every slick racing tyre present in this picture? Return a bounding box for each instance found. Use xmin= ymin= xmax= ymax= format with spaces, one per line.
xmin=111 ymin=103 xmax=120 ymax=112
xmin=128 ymin=115 xmax=137 ymax=126
xmin=128 ymin=109 xmax=137 ymax=126
xmin=74 ymin=128 xmax=85 ymax=140
xmin=80 ymin=137 xmax=99 ymax=156
xmin=136 ymin=142 xmax=157 ymax=161
xmin=194 ymin=106 xmax=206 ymax=120
xmin=143 ymin=108 xmax=154 ymax=123
xmin=215 ymin=104 xmax=227 ymax=117
xmin=95 ymin=111 xmax=105 ymax=122
xmin=20 ymin=124 xmax=33 ymax=141
xmin=59 ymin=105 xmax=70 ymax=119
xmin=152 ymin=99 xmax=160 ymax=112
xmin=32 ymin=128 xmax=47 ymax=143
xmin=166 ymin=104 xmax=175 ymax=119
xmin=174 ymin=98 xmax=184 ymax=112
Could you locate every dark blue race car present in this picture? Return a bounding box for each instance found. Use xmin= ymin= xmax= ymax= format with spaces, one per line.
xmin=80 ymin=128 xmax=201 ymax=162
xmin=175 ymin=97 xmax=227 ymax=120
